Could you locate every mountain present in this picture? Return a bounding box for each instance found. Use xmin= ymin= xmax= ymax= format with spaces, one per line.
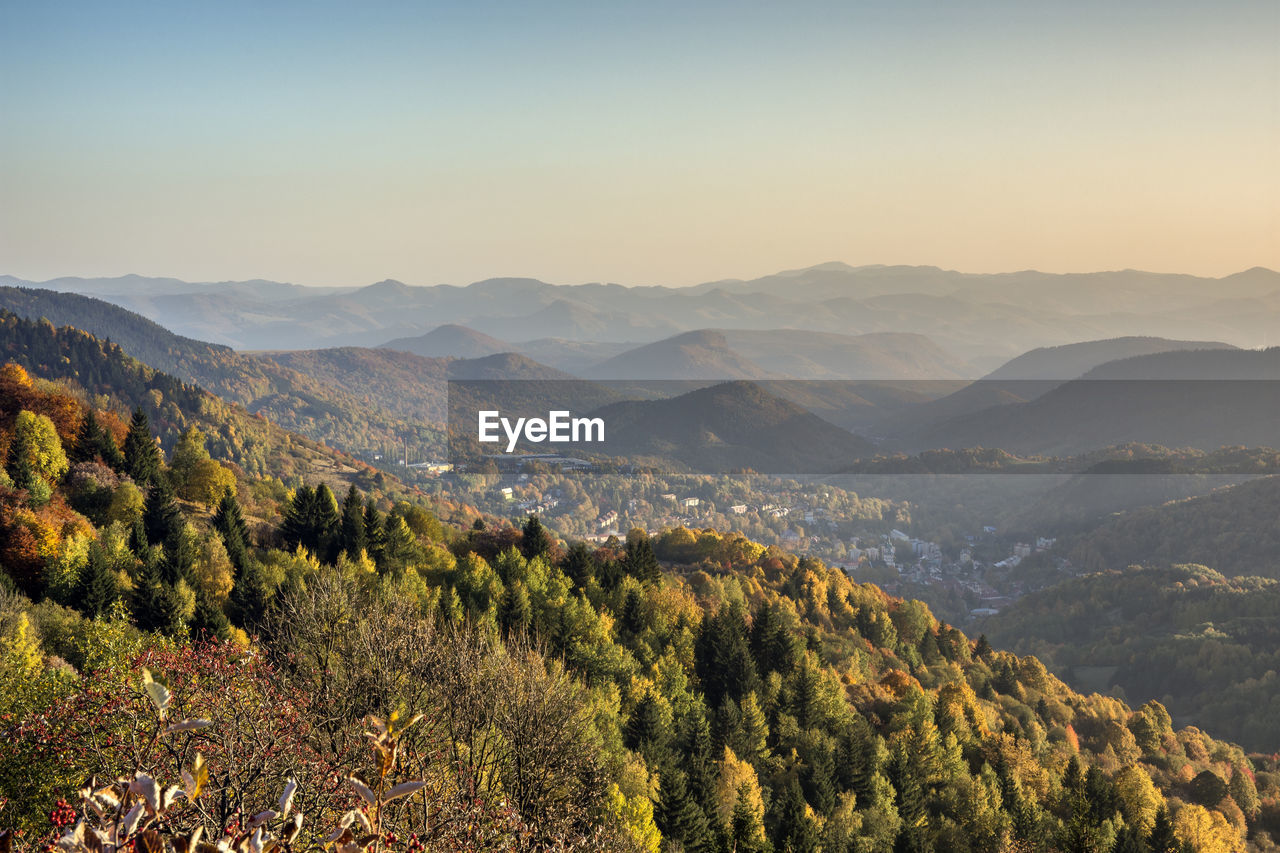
xmin=914 ymin=348 xmax=1280 ymax=455
xmin=1066 ymin=474 xmax=1280 ymax=577
xmin=983 ymin=336 xmax=1238 ymax=381
xmin=981 ymin=564 xmax=1280 ymax=751
xmin=717 ymin=330 xmax=972 ymax=379
xmin=583 ymin=380 xmax=875 ymax=473
xmin=0 ymin=286 xmax=430 ymax=457
xmin=379 ymin=324 xmax=512 ymax=359
xmin=0 ymin=308 xmax=387 ymax=490
xmin=583 ymin=330 xmax=778 ymax=380
xmin=7 ymin=264 xmax=1278 ymax=361
xmin=511 ymin=338 xmax=636 ymax=374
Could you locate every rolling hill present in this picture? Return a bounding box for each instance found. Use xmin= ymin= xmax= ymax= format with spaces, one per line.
xmin=379 ymin=324 xmax=511 ymax=359
xmin=582 ymin=380 xmax=876 ymax=473
xmin=583 ymin=330 xmax=778 ymax=380
xmin=913 ymin=348 xmax=1280 ymax=455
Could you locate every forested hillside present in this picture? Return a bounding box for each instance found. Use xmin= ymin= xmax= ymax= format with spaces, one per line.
xmin=0 ymin=288 xmax=430 ymax=457
xmin=1 ymin=346 xmax=1276 ymax=851
xmin=982 ymin=564 xmax=1280 ymax=752
xmin=1068 ymin=475 xmax=1280 ymax=577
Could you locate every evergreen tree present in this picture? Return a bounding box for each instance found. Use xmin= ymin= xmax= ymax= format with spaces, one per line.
xmin=340 ymin=485 xmax=366 ymax=559
xmin=132 ymin=553 xmax=185 ymax=635
xmin=212 ymin=487 xmax=250 ymax=569
xmin=729 ymin=783 xmax=770 ymax=853
xmin=122 ymin=407 xmax=162 ymax=487
xmin=562 ymin=541 xmax=596 ymax=589
xmin=381 ymin=515 xmax=421 ymax=571
xmin=143 ymin=479 xmax=184 ymax=547
xmin=280 ymin=484 xmax=340 ymax=561
xmin=521 ymin=514 xmax=553 ymax=560
xmin=696 ymin=602 xmax=760 ymax=707
xmin=770 ymin=778 xmax=818 ymax=853
xmin=189 ymin=587 xmax=233 ymax=642
xmin=751 ymin=601 xmax=798 ymax=677
xmin=1111 ymin=823 xmax=1150 ymax=853
xmin=499 ymin=581 xmax=532 ymax=634
xmin=79 ymin=549 xmax=119 ymax=618
xmin=1146 ymin=808 xmax=1179 ymax=853
xmin=802 ymin=745 xmax=838 ymax=815
xmin=679 ymin=707 xmax=717 ymax=815
xmin=363 ymin=499 xmax=386 ymax=567
xmin=624 ymin=692 xmax=670 ymax=762
xmin=620 ymin=586 xmax=646 ymax=637
xmin=622 ymin=528 xmax=660 ymax=582
xmin=228 ymin=558 xmax=274 ymax=627
xmin=657 ymin=764 xmax=713 ymax=853
xmin=71 ymin=409 xmax=103 ymax=465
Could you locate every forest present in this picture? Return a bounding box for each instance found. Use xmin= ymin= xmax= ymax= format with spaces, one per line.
xmin=1 ymin=340 xmax=1278 ymax=853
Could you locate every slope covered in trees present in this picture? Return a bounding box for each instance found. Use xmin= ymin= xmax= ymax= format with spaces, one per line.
xmin=0 ymin=365 xmax=1275 ymax=851
xmin=982 ymin=564 xmax=1280 ymax=752
xmin=1067 ymin=475 xmax=1280 ymax=577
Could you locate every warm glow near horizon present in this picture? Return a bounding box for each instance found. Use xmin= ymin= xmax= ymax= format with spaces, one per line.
xmin=1 ymin=0 xmax=1276 ymax=288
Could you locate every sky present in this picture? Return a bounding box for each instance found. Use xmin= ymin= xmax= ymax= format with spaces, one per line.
xmin=1 ymin=0 xmax=1277 ymax=288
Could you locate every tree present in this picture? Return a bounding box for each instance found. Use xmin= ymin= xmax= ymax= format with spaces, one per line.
xmin=280 ymin=484 xmax=340 ymax=562
xmin=212 ymin=487 xmax=250 ymax=569
xmin=339 ymin=485 xmax=366 ymax=559
xmin=624 ymin=692 xmax=671 ymax=762
xmin=122 ymin=406 xmax=162 ymax=487
xmin=770 ymin=778 xmax=818 ymax=853
xmin=131 ymin=551 xmax=185 ymax=635
xmin=71 ymin=409 xmax=123 ymax=469
xmin=363 ymin=499 xmax=386 ymax=566
xmin=6 ymin=410 xmax=68 ymax=505
xmin=79 ymin=547 xmax=120 ymax=618
xmin=563 ymin=541 xmax=597 ymax=589
xmin=521 ymin=514 xmax=553 ymax=560
xmin=143 ymin=478 xmax=184 ymax=548
xmin=622 ymin=528 xmax=660 ymax=583
xmin=714 ymin=748 xmax=765 ymax=835
xmin=169 ymin=427 xmax=233 ymax=506
xmin=656 ymin=764 xmax=713 ymax=853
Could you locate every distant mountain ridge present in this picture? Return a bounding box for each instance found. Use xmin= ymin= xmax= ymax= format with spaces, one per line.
xmin=8 ymin=264 xmax=1277 ymax=361
xmin=983 ymin=336 xmax=1238 ymax=380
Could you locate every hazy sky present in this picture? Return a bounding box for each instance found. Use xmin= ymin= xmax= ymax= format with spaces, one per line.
xmin=2 ymin=0 xmax=1277 ymax=287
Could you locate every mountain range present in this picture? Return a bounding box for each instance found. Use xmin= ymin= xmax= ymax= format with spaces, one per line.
xmin=8 ymin=264 xmax=1279 ymax=367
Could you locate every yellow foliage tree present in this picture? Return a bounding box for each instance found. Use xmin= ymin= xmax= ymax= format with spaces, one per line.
xmin=1114 ymin=766 xmax=1165 ymax=835
xmin=1173 ymin=803 xmax=1242 ymax=853
xmin=713 ymin=747 xmax=765 ymax=834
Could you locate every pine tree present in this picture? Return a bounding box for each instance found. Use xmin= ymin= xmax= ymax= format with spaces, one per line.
xmin=521 ymin=514 xmax=553 ymax=560
xmin=189 ymin=587 xmax=232 ymax=641
xmin=212 ymin=487 xmax=250 ymax=569
xmin=228 ymin=558 xmax=274 ymax=627
xmin=143 ymin=479 xmax=184 ymax=547
xmin=132 ymin=553 xmax=184 ymax=635
xmin=122 ymin=407 xmax=161 ymax=487
xmin=562 ymin=541 xmax=596 ymax=589
xmin=340 ymin=485 xmax=366 ymax=558
xmin=730 ymin=784 xmax=770 ymax=853
xmin=499 ymin=581 xmax=532 ymax=634
xmin=803 ymin=745 xmax=838 ymax=815
xmin=1146 ymin=807 xmax=1179 ymax=853
xmin=657 ymin=764 xmax=713 ymax=853
xmin=71 ymin=409 xmax=104 ymax=464
xmin=80 ymin=549 xmax=119 ymax=618
xmin=622 ymin=528 xmax=660 ymax=582
xmin=770 ymin=778 xmax=818 ymax=853
xmin=625 ymin=692 xmax=670 ymax=762
xmin=363 ymin=499 xmax=386 ymax=567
